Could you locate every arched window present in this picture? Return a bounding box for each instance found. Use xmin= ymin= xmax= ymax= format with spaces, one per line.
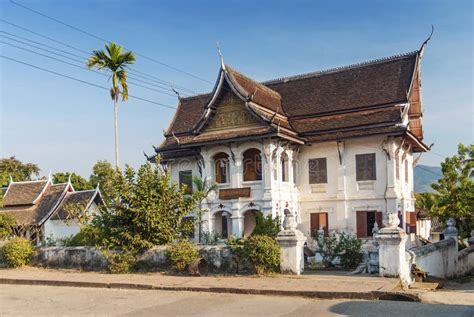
xmin=214 ymin=152 xmax=230 ymax=184
xmin=281 ymin=152 xmax=289 ymax=182
xmin=243 ymin=148 xmax=262 ymax=181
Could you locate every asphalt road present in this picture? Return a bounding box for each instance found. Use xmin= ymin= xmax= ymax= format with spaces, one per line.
xmin=1 ymin=284 xmax=473 ymax=317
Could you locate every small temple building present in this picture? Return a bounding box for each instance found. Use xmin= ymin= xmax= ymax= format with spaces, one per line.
xmin=0 ymin=176 xmax=102 ymax=245
xmin=152 ymin=48 xmax=430 ymax=241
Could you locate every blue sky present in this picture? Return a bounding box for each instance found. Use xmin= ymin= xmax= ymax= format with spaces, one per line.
xmin=0 ymin=0 xmax=472 ymax=177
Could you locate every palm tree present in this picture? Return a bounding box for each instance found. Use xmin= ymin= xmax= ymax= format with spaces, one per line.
xmin=87 ymin=42 xmax=136 ymax=168
xmin=193 ymin=176 xmax=218 ymax=243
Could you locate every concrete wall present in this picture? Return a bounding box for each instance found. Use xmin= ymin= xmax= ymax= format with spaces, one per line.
xmin=32 ymin=245 xmax=251 ymax=273
xmin=411 ymin=239 xmax=474 ymax=278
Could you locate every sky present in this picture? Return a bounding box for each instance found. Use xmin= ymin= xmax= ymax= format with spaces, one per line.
xmin=0 ymin=0 xmax=472 ymax=178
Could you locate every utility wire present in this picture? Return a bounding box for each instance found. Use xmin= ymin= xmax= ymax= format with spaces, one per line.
xmin=0 ymin=19 xmax=200 ymax=95
xmin=0 ymin=55 xmax=176 ymax=109
xmin=9 ymin=0 xmax=214 ymax=84
xmin=0 ymin=34 xmax=184 ymax=97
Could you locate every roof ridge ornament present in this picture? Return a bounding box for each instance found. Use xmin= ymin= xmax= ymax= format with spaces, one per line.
xmin=419 ymin=25 xmax=434 ymax=58
xmin=171 ymin=86 xmax=181 ymax=100
xmin=9 ymin=174 xmax=13 ymax=184
xmin=216 ymin=41 xmax=225 ymax=70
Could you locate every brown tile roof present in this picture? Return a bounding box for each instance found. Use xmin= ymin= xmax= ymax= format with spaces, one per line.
xmin=226 ymin=66 xmax=282 ymax=114
xmin=157 ymin=51 xmax=421 ymax=153
xmin=0 ymin=183 xmax=69 ymax=225
xmin=51 ymin=190 xmax=99 ymax=220
xmin=265 ymin=51 xmax=417 ymax=117
xmin=3 ymin=180 xmax=49 ymax=206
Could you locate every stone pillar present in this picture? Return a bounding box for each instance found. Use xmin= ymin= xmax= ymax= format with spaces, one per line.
xmin=231 ymin=215 xmax=244 ymax=238
xmin=276 ymin=213 xmax=307 ymax=275
xmin=374 ymin=213 xmax=413 ymax=288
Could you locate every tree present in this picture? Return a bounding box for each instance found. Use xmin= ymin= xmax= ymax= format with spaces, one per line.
xmin=430 ymin=143 xmax=474 ymax=239
xmin=92 ymin=162 xmax=204 ymax=252
xmin=192 ymin=177 xmax=217 ymax=243
xmin=87 ymin=42 xmax=136 ymax=169
xmin=53 ymin=172 xmax=93 ymax=191
xmin=89 ymin=160 xmax=117 ymax=205
xmin=0 ymin=156 xmax=40 ymax=187
xmin=415 ymin=192 xmax=437 ymax=212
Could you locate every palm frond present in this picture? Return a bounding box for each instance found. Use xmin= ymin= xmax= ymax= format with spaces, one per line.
xmin=117 ymin=69 xmax=129 ymax=101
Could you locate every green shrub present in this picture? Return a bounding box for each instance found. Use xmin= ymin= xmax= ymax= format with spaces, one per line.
xmin=251 ymin=214 xmax=280 ymax=238
xmin=243 ymin=235 xmax=280 ymax=275
xmin=0 ymin=214 xmax=16 ymax=240
xmin=338 ymin=232 xmax=363 ymax=269
xmin=167 ymin=241 xmax=198 ymax=272
xmin=102 ymin=250 xmax=136 ymax=274
xmin=315 ymin=231 xmax=363 ymax=269
xmin=62 ymin=225 xmax=101 ymax=247
xmin=316 ymin=232 xmax=342 ymax=268
xmin=1 ymin=237 xmax=34 ymax=268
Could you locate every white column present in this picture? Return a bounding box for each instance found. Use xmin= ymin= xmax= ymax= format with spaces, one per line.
xmin=231 ymin=215 xmax=244 ymax=238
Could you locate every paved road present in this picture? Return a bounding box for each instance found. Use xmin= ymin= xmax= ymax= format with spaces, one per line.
xmin=0 ymin=285 xmax=473 ymax=317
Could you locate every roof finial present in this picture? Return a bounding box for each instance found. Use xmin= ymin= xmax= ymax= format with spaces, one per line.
xmin=47 ymin=170 xmax=52 ymax=183
xmin=9 ymin=174 xmax=13 ymax=184
xmin=419 ymin=25 xmax=434 ymax=58
xmin=143 ymin=151 xmax=151 ymax=160
xmin=216 ymin=41 xmax=226 ymax=70
xmin=171 ymin=86 xmax=181 ymax=100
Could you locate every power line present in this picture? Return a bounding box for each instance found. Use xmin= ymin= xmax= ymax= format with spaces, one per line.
xmin=0 ymin=19 xmax=201 ymax=96
xmin=0 ymin=34 xmax=183 ymax=97
xmin=9 ymin=0 xmax=214 ymax=85
xmin=0 ymin=55 xmax=176 ymax=109
xmin=0 ymin=29 xmax=195 ymax=96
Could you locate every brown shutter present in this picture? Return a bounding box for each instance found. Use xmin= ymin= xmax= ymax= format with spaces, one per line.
xmin=310 ymin=213 xmax=320 ymax=237
xmin=356 ymin=211 xmax=367 ymax=238
xmin=320 ymin=213 xmax=328 ymax=236
xmin=411 ymin=212 xmax=417 ymax=234
xmin=375 ymin=212 xmax=384 ymax=229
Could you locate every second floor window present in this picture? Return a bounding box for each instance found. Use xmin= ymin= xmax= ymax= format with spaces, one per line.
xmin=356 ymin=153 xmax=376 ymax=181
xmin=243 ymin=148 xmax=262 ymax=181
xmin=214 ymin=152 xmax=230 ymax=184
xmin=179 ymin=170 xmax=193 ymax=194
xmin=281 ymin=152 xmax=289 ymax=182
xmin=309 ymin=158 xmax=327 ymax=184
xmin=404 ymin=160 xmax=409 ymax=184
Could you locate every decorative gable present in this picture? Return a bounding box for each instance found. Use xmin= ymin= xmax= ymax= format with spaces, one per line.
xmin=202 ymin=86 xmax=265 ymax=133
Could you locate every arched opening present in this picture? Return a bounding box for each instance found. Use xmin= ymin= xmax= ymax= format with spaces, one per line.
xmin=243 ymin=209 xmax=262 ymax=237
xmin=213 ymin=152 xmax=230 ymax=184
xmin=214 ymin=211 xmax=232 ymax=239
xmin=242 ymin=148 xmax=262 ymax=181
xmin=281 ymin=151 xmax=289 ymax=182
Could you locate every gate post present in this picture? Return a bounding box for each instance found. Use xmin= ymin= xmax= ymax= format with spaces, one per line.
xmin=276 ymin=213 xmax=307 ymax=275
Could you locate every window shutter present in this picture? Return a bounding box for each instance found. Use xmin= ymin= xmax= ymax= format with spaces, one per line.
xmin=310 ymin=213 xmax=320 ymax=237
xmin=309 ymin=158 xmax=327 ymax=184
xmin=375 ymin=211 xmax=384 ymax=229
xmin=320 ymin=213 xmax=329 ymax=236
xmin=356 ymin=211 xmax=367 ymax=238
xmin=356 ymin=153 xmax=376 ymax=181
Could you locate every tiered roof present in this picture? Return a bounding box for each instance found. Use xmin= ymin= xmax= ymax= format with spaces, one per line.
xmin=0 ymin=178 xmax=101 ymax=226
xmin=156 ymin=50 xmax=429 ymax=159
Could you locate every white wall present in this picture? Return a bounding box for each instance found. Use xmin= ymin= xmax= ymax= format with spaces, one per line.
xmin=43 ymin=219 xmax=80 ymax=242
xmin=166 ymin=135 xmax=415 ymax=240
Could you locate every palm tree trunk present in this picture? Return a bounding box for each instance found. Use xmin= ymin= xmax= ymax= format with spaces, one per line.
xmin=114 ymin=98 xmax=120 ymax=169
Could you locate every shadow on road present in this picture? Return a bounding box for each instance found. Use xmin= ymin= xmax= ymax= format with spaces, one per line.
xmin=329 ymin=300 xmax=474 ymax=317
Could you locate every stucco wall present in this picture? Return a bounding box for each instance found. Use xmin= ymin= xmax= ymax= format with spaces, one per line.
xmin=411 ymin=238 xmax=458 ymax=278
xmin=166 ymin=135 xmax=415 ymax=240
xmin=32 ymin=245 xmax=251 ymax=273
xmin=43 ymin=220 xmax=80 ymax=242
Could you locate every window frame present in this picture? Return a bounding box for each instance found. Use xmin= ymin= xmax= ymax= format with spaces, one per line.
xmin=179 ymin=170 xmax=193 ymax=194
xmin=355 ymin=153 xmax=376 ymax=181
xmin=308 ymin=157 xmax=328 ymax=184
xmin=242 ymin=148 xmax=263 ymax=182
xmin=213 ymin=152 xmax=230 ymax=184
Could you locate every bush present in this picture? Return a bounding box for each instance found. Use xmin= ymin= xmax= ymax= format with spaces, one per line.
xmin=338 ymin=232 xmax=363 ymax=269
xmin=315 ymin=231 xmax=363 ymax=269
xmin=0 ymin=214 xmax=16 ymax=240
xmin=102 ymin=250 xmax=136 ymax=274
xmin=316 ymin=232 xmax=342 ymax=268
xmin=1 ymin=237 xmax=34 ymax=268
xmin=251 ymin=214 xmax=280 ymax=238
xmin=167 ymin=241 xmax=199 ymax=272
xmin=62 ymin=225 xmax=101 ymax=247
xmin=243 ymin=235 xmax=280 ymax=274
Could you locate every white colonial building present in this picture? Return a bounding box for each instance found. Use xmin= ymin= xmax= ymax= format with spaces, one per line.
xmin=153 ymin=49 xmax=429 ymax=241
